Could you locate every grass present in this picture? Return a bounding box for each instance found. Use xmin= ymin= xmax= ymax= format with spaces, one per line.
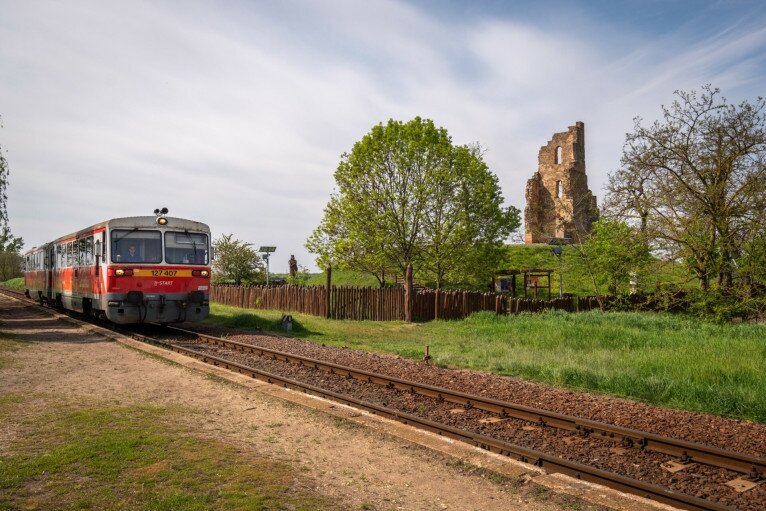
xmin=0 ymin=398 xmax=340 ymax=511
xmin=1 ymin=277 xmax=24 ymax=289
xmin=206 ymin=304 xmax=766 ymax=422
xmin=0 ymin=332 xmax=26 ymax=369
xmin=304 ymin=269 xmax=381 ymax=287
xmin=502 ymin=244 xmax=693 ymax=296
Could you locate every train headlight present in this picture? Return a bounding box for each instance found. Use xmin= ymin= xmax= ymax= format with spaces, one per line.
xmin=201 ymin=270 xmax=209 ymax=277
xmin=115 ymin=269 xmax=125 ymax=276
xmin=157 ymin=217 xmax=168 ymax=225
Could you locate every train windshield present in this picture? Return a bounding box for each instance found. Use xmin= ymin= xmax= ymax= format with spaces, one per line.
xmin=164 ymin=231 xmax=209 ymax=265
xmin=110 ymin=230 xmax=162 ymax=263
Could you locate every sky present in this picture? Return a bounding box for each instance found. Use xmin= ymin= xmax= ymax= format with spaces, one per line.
xmin=2 ymin=0 xmax=765 ymax=272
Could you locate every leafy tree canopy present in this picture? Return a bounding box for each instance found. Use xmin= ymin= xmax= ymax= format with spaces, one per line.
xmin=605 ymin=85 xmax=766 ymax=293
xmin=212 ymin=234 xmax=264 ymax=286
xmin=574 ymin=219 xmax=651 ymax=296
xmin=307 ymin=117 xmax=519 ymax=288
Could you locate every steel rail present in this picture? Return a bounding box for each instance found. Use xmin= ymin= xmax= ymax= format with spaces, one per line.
xmin=122 ymin=327 xmax=735 ymax=511
xmin=166 ymin=324 xmax=765 ymax=480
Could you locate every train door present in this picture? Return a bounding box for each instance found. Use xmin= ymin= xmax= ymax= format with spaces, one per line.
xmin=46 ymin=244 xmax=54 ymax=301
xmin=70 ymin=238 xmax=82 ymax=311
xmin=93 ymin=231 xmax=105 ymax=310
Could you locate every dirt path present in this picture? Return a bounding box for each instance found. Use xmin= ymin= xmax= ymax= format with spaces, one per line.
xmin=0 ymin=296 xmax=597 ymax=511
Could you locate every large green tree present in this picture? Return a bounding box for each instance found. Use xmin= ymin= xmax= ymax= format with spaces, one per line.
xmin=605 ymin=86 xmax=766 ymax=292
xmin=212 ymin=234 xmax=264 ymax=286
xmin=307 ymin=117 xmax=519 ymax=288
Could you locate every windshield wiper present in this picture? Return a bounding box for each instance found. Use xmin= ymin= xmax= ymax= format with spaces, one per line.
xmin=182 ymin=230 xmax=199 ymax=262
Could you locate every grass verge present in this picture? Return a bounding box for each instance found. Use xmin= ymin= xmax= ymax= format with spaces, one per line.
xmin=0 ymin=277 xmax=24 ymax=290
xmin=206 ymin=304 xmax=766 ymax=422
xmin=0 ymin=399 xmax=339 ymax=511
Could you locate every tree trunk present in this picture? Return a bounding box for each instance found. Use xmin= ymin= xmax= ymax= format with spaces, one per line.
xmin=404 ymin=263 xmax=413 ymax=322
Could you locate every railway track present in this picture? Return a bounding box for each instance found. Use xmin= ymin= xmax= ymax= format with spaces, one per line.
xmin=1 ymin=287 xmax=762 ymax=511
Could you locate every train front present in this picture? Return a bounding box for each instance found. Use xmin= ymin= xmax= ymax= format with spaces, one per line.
xmin=104 ymin=215 xmax=211 ymax=324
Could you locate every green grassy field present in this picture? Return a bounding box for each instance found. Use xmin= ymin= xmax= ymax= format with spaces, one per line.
xmin=0 ymin=397 xmax=338 ymax=511
xmin=206 ymin=304 xmax=766 ymax=423
xmin=304 ymin=269 xmax=381 ymax=287
xmin=1 ymin=277 xmax=24 ymax=289
xmin=501 ymin=244 xmax=693 ymax=296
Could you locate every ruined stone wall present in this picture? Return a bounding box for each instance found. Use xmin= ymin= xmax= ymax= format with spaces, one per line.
xmin=524 ymin=122 xmax=599 ymax=244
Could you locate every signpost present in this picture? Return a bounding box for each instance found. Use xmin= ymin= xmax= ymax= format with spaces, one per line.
xmin=258 ymin=246 xmax=277 ymax=285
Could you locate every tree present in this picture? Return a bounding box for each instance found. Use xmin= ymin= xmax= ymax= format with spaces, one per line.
xmin=0 ymin=226 xmax=23 ymax=281
xmin=307 ymin=117 xmax=519 ymax=288
xmin=606 ymin=86 xmax=766 ymax=292
xmin=419 ymin=143 xmax=519 ymax=288
xmin=575 ymin=220 xmax=651 ymax=296
xmin=0 ymin=116 xmax=10 ymax=226
xmin=212 ymin=234 xmax=264 ymax=285
xmin=0 ymin=117 xmax=22 ymax=281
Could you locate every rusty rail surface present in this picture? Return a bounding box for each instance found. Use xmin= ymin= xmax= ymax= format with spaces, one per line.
xmin=166 ymin=324 xmax=765 ymax=480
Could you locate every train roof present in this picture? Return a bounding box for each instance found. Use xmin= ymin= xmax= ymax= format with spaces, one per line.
xmin=26 ymin=216 xmax=211 ymax=254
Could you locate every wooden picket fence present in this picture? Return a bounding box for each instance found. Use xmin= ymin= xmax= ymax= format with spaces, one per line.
xmin=210 ymin=285 xmax=609 ymax=321
xmin=210 ymin=285 xmax=326 ymax=316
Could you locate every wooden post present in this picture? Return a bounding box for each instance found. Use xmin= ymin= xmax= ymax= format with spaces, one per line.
xmin=325 ymin=266 xmax=332 ymax=319
xmin=523 ymin=272 xmax=528 ymax=298
xmin=547 ymin=271 xmax=552 ymax=300
xmin=404 ymin=263 xmax=413 ymax=322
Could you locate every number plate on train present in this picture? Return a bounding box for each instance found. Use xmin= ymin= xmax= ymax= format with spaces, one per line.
xmin=131 ymin=269 xmax=194 ymax=277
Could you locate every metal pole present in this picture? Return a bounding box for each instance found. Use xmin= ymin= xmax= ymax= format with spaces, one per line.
xmin=558 ymin=256 xmax=563 ymax=298
xmin=265 ymin=254 xmax=270 ymax=286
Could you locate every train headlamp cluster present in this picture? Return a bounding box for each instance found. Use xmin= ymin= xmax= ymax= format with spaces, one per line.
xmin=154 ymin=207 xmax=169 ymax=225
xmin=114 ymin=269 xmax=134 ymax=276
xmin=192 ymin=270 xmax=210 ymax=277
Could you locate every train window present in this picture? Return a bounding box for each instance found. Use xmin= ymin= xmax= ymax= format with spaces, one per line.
xmin=164 ymin=232 xmax=209 ymax=265
xmin=84 ymin=236 xmax=94 ymax=265
xmin=77 ymin=239 xmax=86 ymax=266
xmin=110 ymin=230 xmax=162 ymax=263
xmin=57 ymin=245 xmax=64 ymax=268
xmin=66 ymin=242 xmax=73 ymax=267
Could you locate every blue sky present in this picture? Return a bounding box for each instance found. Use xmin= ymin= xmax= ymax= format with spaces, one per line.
xmin=2 ymin=0 xmax=765 ymax=272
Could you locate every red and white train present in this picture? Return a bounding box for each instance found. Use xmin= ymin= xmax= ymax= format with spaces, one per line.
xmin=23 ymin=212 xmax=211 ymax=324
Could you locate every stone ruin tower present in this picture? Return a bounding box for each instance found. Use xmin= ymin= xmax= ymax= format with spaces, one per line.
xmin=524 ymin=122 xmax=599 ymax=244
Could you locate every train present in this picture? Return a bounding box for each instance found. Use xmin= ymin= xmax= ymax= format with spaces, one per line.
xmin=23 ymin=212 xmax=211 ymax=324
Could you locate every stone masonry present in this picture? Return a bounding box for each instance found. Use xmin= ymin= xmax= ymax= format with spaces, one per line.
xmin=524 ymin=122 xmax=599 ymax=244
